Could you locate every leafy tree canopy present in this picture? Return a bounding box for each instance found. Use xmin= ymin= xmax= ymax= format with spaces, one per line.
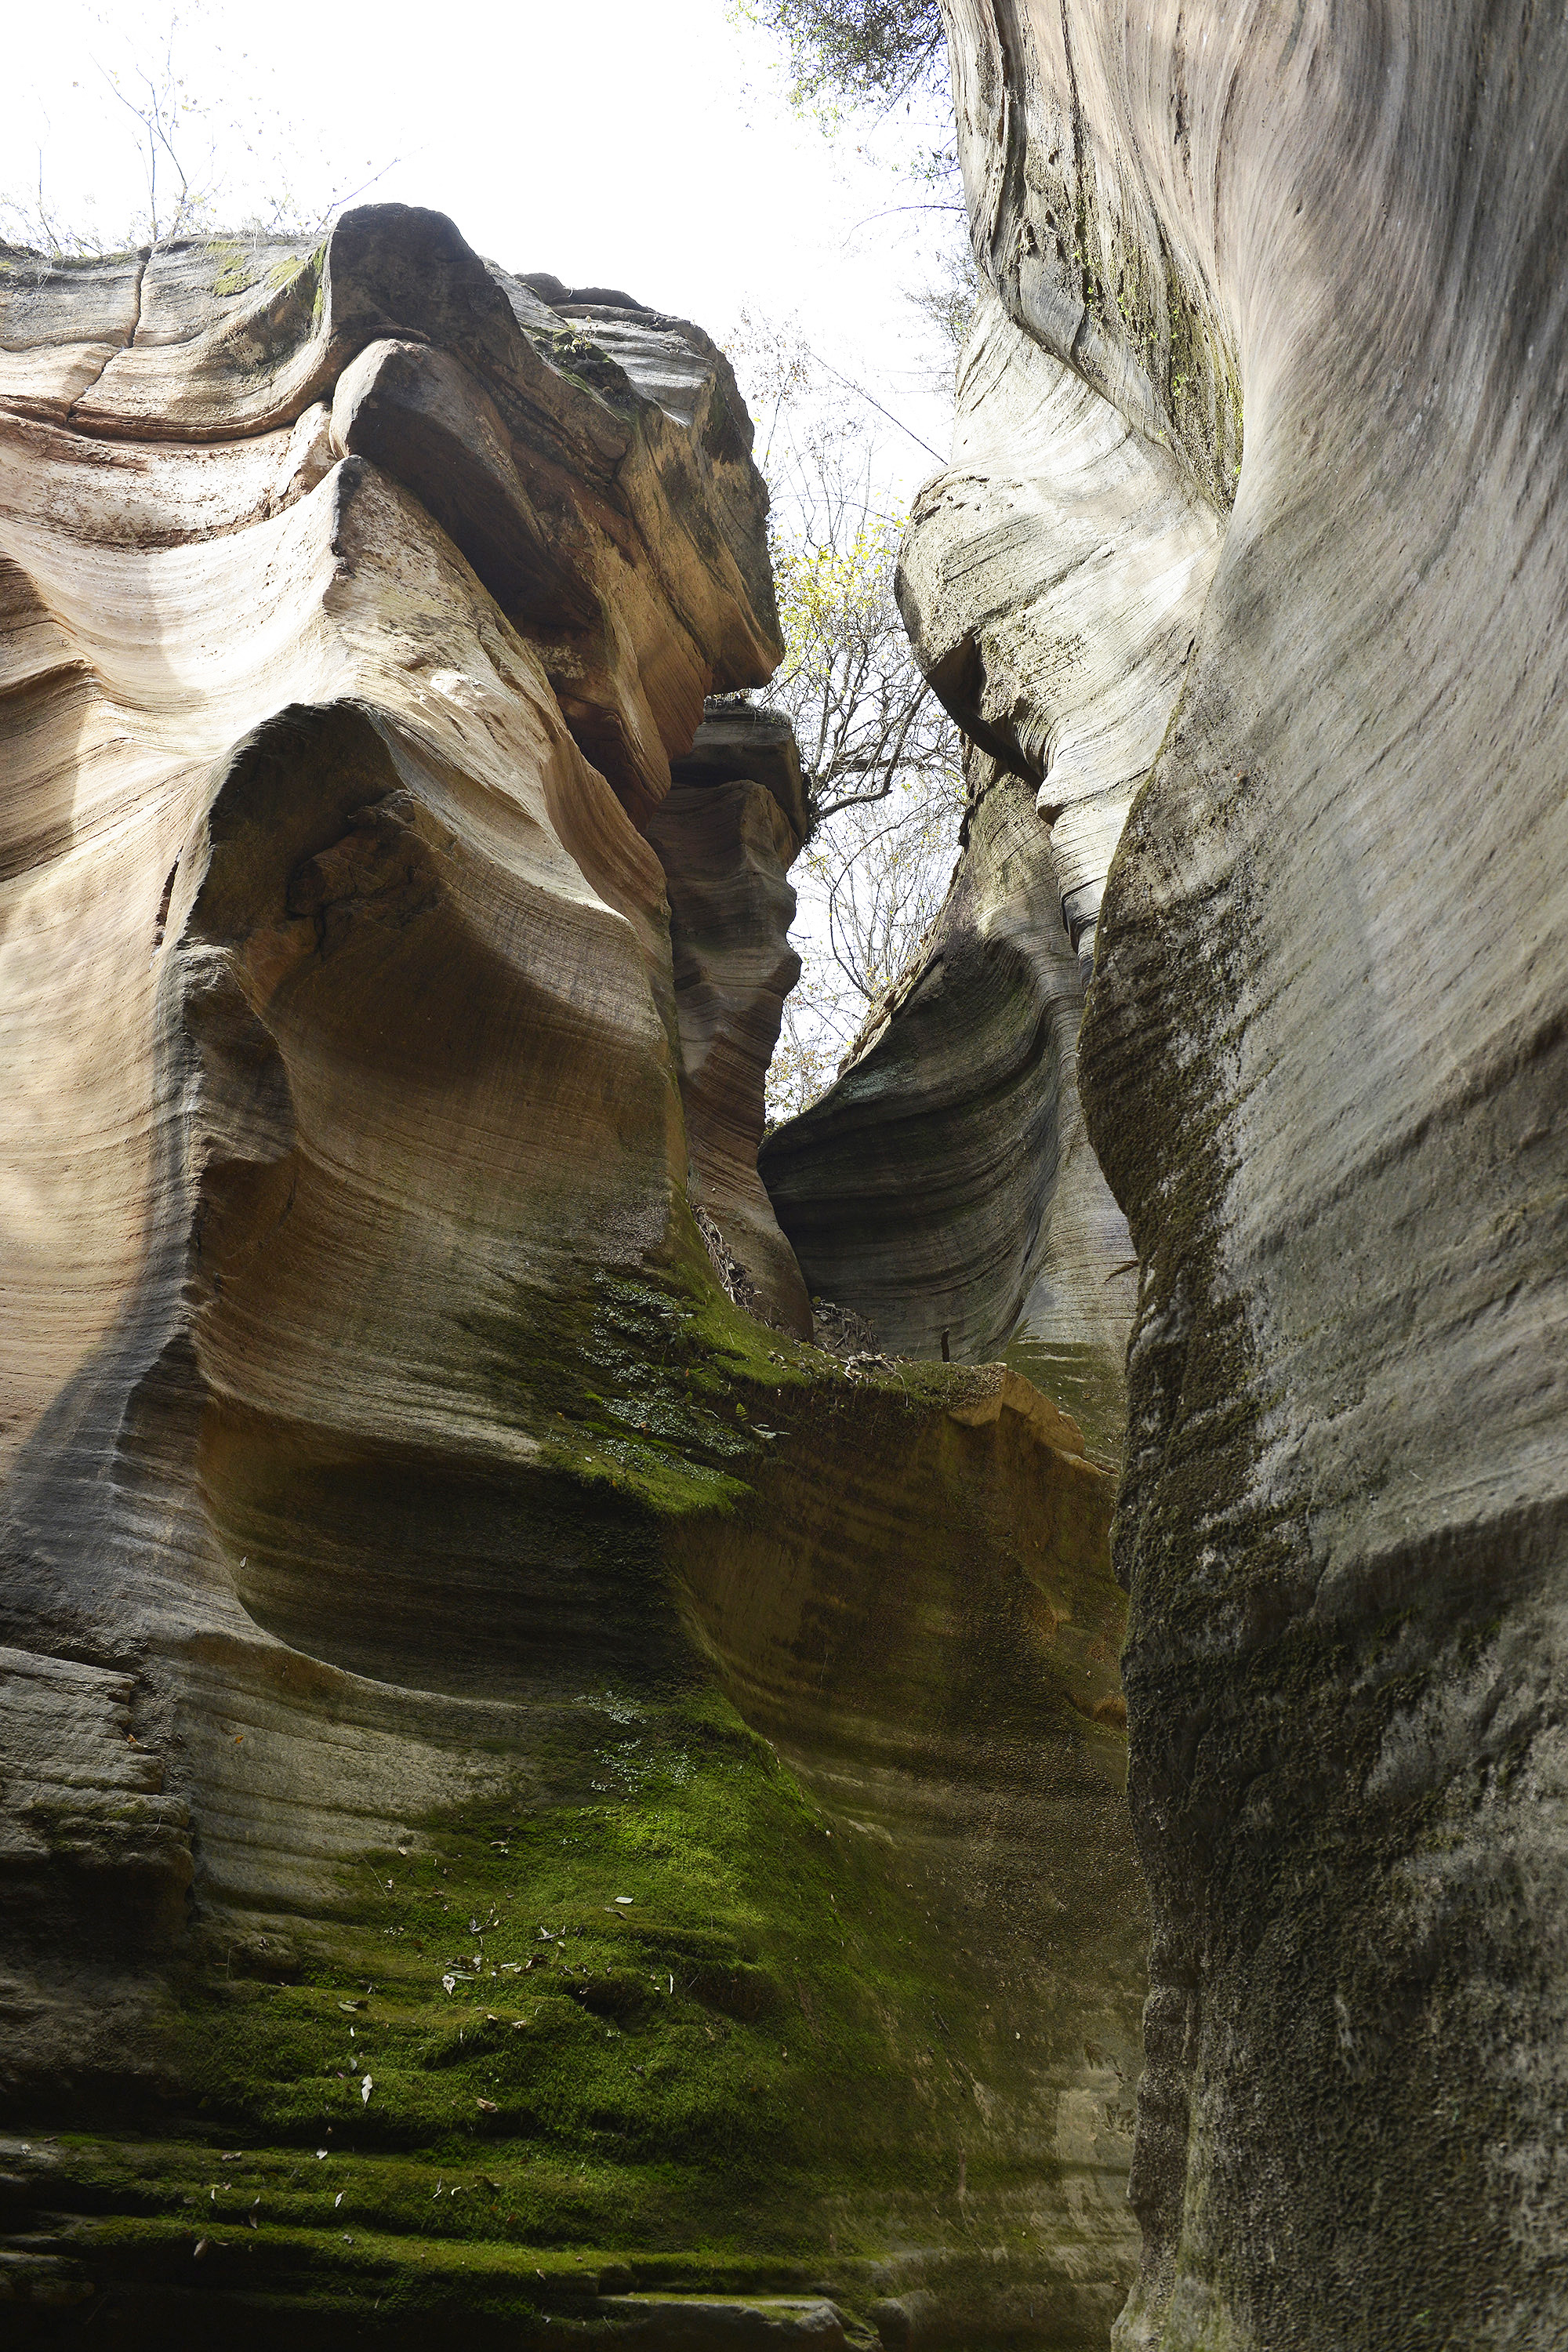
xmin=742 ymin=0 xmax=948 ymax=120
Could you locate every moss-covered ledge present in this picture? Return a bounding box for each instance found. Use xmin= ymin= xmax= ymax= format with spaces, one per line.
xmin=2 ymin=1254 xmax=1143 ymax=2350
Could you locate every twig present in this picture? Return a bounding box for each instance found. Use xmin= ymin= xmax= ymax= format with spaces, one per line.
xmin=804 ymin=343 xmax=945 ymax=463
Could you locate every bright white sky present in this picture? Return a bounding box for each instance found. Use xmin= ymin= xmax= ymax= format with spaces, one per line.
xmin=2 ymin=0 xmax=961 ymax=497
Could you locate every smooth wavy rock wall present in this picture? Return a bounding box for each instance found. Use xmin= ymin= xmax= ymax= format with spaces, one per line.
xmin=909 ymin=5 xmax=1568 ymax=2347
xmin=758 ymin=270 xmax=1215 ymax=1424
xmin=653 ymin=706 xmax=815 ymax=1336
xmin=0 ymin=211 xmax=1145 ymax=2347
xmin=760 ymin=755 xmax=1137 ymax=1456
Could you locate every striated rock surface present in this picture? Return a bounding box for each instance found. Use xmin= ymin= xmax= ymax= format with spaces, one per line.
xmin=913 ymin=5 xmax=1568 ymax=2347
xmin=760 ymin=757 xmax=1134 ymax=1454
xmin=760 ymin=263 xmax=1211 ymax=1430
xmin=0 ymin=209 xmax=1144 ymax=2346
xmin=897 ymin=286 xmax=1219 ymax=976
xmin=652 ymin=706 xmax=814 ymax=1335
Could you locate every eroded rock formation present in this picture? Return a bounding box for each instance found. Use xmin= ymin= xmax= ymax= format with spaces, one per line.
xmin=760 ymin=754 xmax=1134 ymax=1454
xmin=759 ymin=263 xmax=1215 ymax=1432
xmin=652 ymin=706 xmax=814 ymax=1334
xmin=0 ymin=210 xmax=1145 ymax=2346
xmin=877 ymin=5 xmax=1566 ymax=2347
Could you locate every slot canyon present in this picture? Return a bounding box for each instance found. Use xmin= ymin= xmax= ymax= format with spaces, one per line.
xmin=1 ymin=6 xmax=1564 ymax=2348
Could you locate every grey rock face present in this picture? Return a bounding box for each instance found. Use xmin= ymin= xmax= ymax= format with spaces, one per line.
xmin=898 ymin=287 xmax=1219 ymax=975
xmin=925 ymin=3 xmax=1568 ymax=2346
xmin=760 ymin=277 xmax=1212 ymax=1426
xmin=760 ymin=759 xmax=1134 ymax=1450
xmin=648 ymin=712 xmax=815 ymax=1335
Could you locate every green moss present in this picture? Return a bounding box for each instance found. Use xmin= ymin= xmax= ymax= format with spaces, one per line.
xmin=9 ymin=1193 xmax=1136 ymax=2334
xmin=172 ymin=1693 xmax=993 ymax=2246
xmin=466 ymin=1202 xmax=864 ymax=1525
xmin=208 ymin=241 xmax=260 ymax=299
xmin=1006 ymin=1335 xmax=1128 ymax=1468
xmin=0 ymin=1688 xmax=1081 ymax=2332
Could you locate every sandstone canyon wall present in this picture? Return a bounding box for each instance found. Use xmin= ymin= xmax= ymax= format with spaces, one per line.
xmin=760 ymin=753 xmax=1137 ymax=1458
xmin=874 ymin=5 xmax=1565 ymax=2347
xmin=0 ymin=211 xmax=1146 ymax=2347
xmin=760 ymin=259 xmax=1224 ymax=1446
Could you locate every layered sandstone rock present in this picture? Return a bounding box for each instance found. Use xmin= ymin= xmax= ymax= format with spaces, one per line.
xmin=760 ymin=757 xmax=1134 ymax=1455
xmin=909 ymin=5 xmax=1568 ymax=2347
xmin=0 ymin=210 xmax=1143 ymax=2345
xmin=759 ymin=271 xmax=1210 ymax=1428
xmin=897 ymin=287 xmax=1219 ymax=979
xmin=652 ymin=706 xmax=815 ymax=1335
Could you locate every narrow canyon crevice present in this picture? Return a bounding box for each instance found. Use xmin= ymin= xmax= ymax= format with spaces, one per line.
xmin=3 ymin=1 xmax=1564 ymax=2335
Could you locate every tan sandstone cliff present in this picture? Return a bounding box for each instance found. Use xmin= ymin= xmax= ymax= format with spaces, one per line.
xmin=0 ymin=209 xmax=1145 ymax=2347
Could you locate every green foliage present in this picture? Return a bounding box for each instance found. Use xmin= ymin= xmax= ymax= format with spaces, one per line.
xmin=739 ymin=0 xmax=948 ymax=122
xmin=774 ymin=508 xmax=900 ymax=655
